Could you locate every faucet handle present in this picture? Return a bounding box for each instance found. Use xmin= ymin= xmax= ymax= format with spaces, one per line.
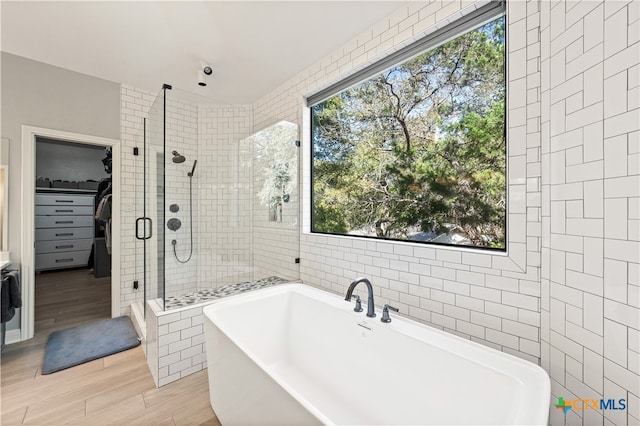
xmin=381 ymin=304 xmax=399 ymax=323
xmin=351 ymin=295 xmax=363 ymax=312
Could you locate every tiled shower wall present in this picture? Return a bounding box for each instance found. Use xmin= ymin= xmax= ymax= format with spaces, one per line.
xmin=164 ymin=98 xmax=199 ymax=298
xmin=540 ymin=1 xmax=639 ymax=425
xmin=197 ymin=105 xmax=254 ymax=288
xmin=252 ymin=1 xmax=638 ymax=423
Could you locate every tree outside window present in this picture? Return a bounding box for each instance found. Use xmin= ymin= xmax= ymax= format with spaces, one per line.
xmin=311 ymin=16 xmax=506 ymax=250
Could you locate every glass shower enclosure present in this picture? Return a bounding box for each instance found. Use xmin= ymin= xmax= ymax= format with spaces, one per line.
xmin=132 ymin=84 xmax=300 ymax=323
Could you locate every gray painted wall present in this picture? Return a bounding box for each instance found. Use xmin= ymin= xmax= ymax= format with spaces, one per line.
xmin=1 ymin=51 xmax=120 ymax=261
xmin=0 ymin=52 xmax=120 ymax=330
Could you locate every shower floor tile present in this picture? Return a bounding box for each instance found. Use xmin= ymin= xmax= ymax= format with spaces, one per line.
xmin=164 ymin=276 xmax=291 ymax=310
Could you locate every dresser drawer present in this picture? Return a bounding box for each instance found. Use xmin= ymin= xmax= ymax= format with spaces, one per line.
xmin=36 ymin=194 xmax=94 ymax=206
xmin=35 ymin=227 xmax=94 ymax=241
xmin=36 ymin=250 xmax=91 ymax=271
xmin=35 ymin=205 xmax=94 ymax=216
xmin=35 ymin=238 xmax=93 ymax=255
xmin=36 ymin=215 xmax=93 ymax=229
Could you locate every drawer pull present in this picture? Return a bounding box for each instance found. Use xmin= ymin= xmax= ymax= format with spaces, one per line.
xmin=55 ymin=209 xmax=74 ymax=213
xmin=55 ymin=245 xmax=74 ymax=249
xmin=55 ymin=233 xmax=74 ymax=237
xmin=55 ymin=200 xmax=74 ymax=203
xmin=55 ymin=221 xmax=74 ymax=224
xmin=55 ymin=258 xmax=74 ymax=263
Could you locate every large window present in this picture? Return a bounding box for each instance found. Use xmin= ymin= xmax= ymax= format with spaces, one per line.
xmin=311 ymin=14 xmax=506 ymax=250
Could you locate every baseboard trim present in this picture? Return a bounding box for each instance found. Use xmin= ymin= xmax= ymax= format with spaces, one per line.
xmin=5 ymin=328 xmax=22 ymax=344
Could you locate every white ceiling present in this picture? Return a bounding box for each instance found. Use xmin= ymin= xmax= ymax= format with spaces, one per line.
xmin=1 ymin=1 xmax=404 ymax=104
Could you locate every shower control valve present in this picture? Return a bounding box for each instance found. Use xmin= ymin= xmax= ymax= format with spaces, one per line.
xmin=167 ymin=217 xmax=182 ymax=231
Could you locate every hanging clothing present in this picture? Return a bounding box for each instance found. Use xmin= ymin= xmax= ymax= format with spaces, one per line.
xmin=105 ymin=221 xmax=112 ymax=255
xmin=95 ymin=196 xmax=107 ymax=220
xmin=94 ymin=178 xmax=112 ymax=239
xmin=95 ymin=178 xmax=111 ymax=202
xmin=98 ymin=183 xmax=112 ymax=201
xmin=98 ymin=194 xmax=112 ymax=222
xmin=97 ymin=194 xmax=113 ymax=254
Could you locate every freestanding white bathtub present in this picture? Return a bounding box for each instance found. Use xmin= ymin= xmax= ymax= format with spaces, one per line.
xmin=203 ymin=283 xmax=550 ymax=425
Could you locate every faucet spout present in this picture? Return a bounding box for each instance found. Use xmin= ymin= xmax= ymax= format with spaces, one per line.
xmin=345 ymin=277 xmax=376 ymax=318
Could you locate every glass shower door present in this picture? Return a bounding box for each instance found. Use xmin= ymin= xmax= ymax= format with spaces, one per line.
xmin=133 ymin=120 xmax=146 ymax=315
xmin=146 ymin=88 xmax=166 ymax=310
xmin=134 ymin=87 xmax=166 ymax=316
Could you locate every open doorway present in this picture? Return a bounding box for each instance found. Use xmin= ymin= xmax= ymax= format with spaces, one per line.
xmin=34 ymin=137 xmax=113 ymax=335
xmin=20 ymin=126 xmax=121 ymax=342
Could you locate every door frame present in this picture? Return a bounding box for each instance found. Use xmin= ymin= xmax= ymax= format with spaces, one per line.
xmin=20 ymin=125 xmax=121 ymax=341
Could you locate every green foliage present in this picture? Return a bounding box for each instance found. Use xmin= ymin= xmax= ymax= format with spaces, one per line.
xmin=312 ymin=17 xmax=506 ymax=248
xmin=312 ymin=197 xmax=349 ymax=234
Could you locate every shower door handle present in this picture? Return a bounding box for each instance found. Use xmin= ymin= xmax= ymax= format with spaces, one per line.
xmin=136 ymin=218 xmax=144 ymax=240
xmin=136 ymin=217 xmax=153 ymax=240
xmin=144 ymin=218 xmax=153 ymax=239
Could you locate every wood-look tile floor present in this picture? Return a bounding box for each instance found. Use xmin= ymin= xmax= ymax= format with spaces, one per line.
xmin=1 ymin=268 xmax=220 ymax=425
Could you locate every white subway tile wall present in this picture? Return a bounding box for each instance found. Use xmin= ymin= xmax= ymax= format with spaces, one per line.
xmin=255 ymin=0 xmax=542 ymax=361
xmin=540 ymin=1 xmax=639 ymax=426
xmin=251 ymin=1 xmax=637 ymax=424
xmin=152 ymin=303 xmax=207 ymax=387
xmin=197 ymin=105 xmax=254 ymax=288
xmin=164 ymin=97 xmax=199 ymax=298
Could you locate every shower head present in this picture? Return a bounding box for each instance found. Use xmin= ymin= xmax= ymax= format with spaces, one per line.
xmin=172 ymin=151 xmax=186 ymax=163
xmin=188 ymin=160 xmax=198 ymax=177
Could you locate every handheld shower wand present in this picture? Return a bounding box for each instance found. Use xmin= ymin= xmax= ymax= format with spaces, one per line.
xmin=188 ymin=160 xmax=197 ymax=177
xmin=173 ymin=159 xmax=198 ymax=264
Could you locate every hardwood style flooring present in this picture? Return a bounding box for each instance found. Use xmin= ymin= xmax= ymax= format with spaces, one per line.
xmin=1 ymin=268 xmax=220 ymax=425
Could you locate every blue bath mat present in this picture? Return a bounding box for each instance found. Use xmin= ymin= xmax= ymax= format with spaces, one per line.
xmin=42 ymin=316 xmax=140 ymax=374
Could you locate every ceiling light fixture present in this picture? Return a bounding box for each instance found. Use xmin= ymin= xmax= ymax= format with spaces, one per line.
xmin=198 ymin=65 xmax=213 ymax=87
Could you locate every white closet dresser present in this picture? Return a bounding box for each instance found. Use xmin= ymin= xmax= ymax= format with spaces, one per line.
xmin=35 ymin=192 xmax=94 ymax=271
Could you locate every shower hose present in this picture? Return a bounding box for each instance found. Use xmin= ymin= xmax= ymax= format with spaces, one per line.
xmin=172 ymin=174 xmax=194 ymax=263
